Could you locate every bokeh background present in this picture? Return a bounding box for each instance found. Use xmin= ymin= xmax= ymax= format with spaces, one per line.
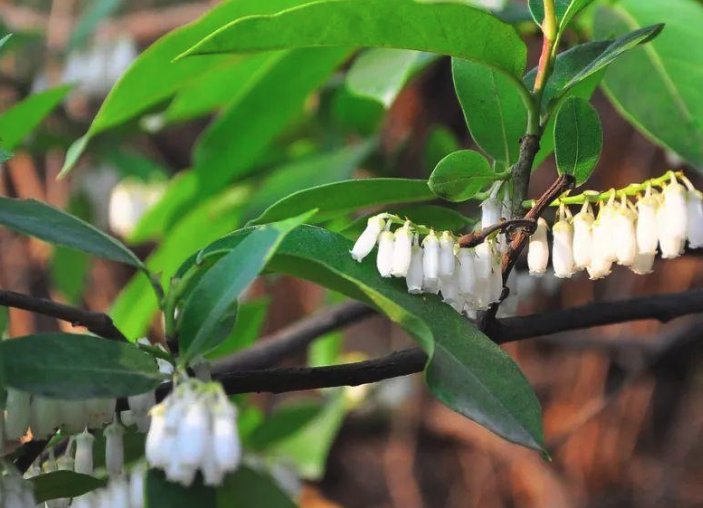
xmin=2 ymin=1 xmax=703 ymax=507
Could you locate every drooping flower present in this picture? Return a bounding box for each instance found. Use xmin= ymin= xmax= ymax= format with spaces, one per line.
xmin=376 ymin=229 xmax=395 ymax=278
xmin=552 ymin=208 xmax=575 ymax=278
xmin=29 ymin=395 xmax=59 ymax=440
xmin=457 ymin=248 xmax=477 ymax=302
xmin=686 ymin=188 xmax=703 ymax=248
xmin=572 ymin=202 xmax=595 ymax=270
xmin=74 ymin=429 xmax=95 ymax=475
xmin=527 ymin=218 xmax=549 ymax=277
xmin=391 ymin=222 xmax=413 ymax=277
xmin=405 ymin=236 xmax=424 ymax=294
xmin=5 ymin=388 xmax=31 ymax=441
xmin=438 ymin=231 xmax=456 ymax=278
xmin=351 ymin=215 xmax=385 ymax=262
xmin=481 ymin=183 xmax=503 ymax=229
xmin=658 ymin=175 xmax=688 ymax=259
xmin=105 ymin=418 xmax=125 ymax=478
xmin=422 ymin=230 xmax=440 ymax=284
xmin=613 ymin=197 xmax=637 ymax=266
xmin=636 ymin=188 xmax=659 ymax=255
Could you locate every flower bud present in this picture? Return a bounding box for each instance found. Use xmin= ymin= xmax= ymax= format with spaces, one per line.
xmin=105 ymin=419 xmax=125 ymax=478
xmin=4 ymin=388 xmax=30 ymax=441
xmin=527 ymin=218 xmax=549 ymax=276
xmin=552 ymin=219 xmax=575 ymax=278
xmin=636 ymin=193 xmax=659 ymax=255
xmin=376 ymin=230 xmax=395 ymax=278
xmin=481 ymin=196 xmax=501 ymax=229
xmin=405 ymin=241 xmax=424 ymax=294
xmin=422 ymin=231 xmax=440 ymax=282
xmin=30 ymin=395 xmax=59 ymax=440
xmin=351 ymin=216 xmax=385 ymax=262
xmin=438 ymin=232 xmax=456 ymax=277
xmin=391 ymin=223 xmax=413 ymax=277
xmin=572 ymin=204 xmax=594 ymax=270
xmin=613 ymin=203 xmax=637 ymax=266
xmin=687 ymin=190 xmax=703 ymax=248
xmin=74 ymin=429 xmax=95 ymax=475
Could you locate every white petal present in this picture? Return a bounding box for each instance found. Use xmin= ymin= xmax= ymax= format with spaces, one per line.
xmin=59 ymin=400 xmax=88 ymax=434
xmin=422 ymin=231 xmax=439 ymax=281
xmin=351 ymin=216 xmax=385 ymax=262
xmin=572 ymin=211 xmax=594 ymax=270
xmin=552 ymin=220 xmax=575 ymax=278
xmin=391 ymin=225 xmax=413 ymax=277
xmin=105 ymin=421 xmax=125 ymax=477
xmin=636 ymin=195 xmax=659 ymax=254
xmin=175 ymin=400 xmax=210 ymax=467
xmin=4 ymin=388 xmax=30 ymax=440
xmin=30 ymin=395 xmax=59 ymax=440
xmin=376 ymin=231 xmax=395 ymax=278
xmin=145 ymin=406 xmax=168 ymax=468
xmin=438 ymin=231 xmax=456 ymax=277
xmin=457 ymin=249 xmax=477 ymax=298
xmin=662 ymin=181 xmax=688 ymax=241
xmin=527 ymin=218 xmax=549 ymax=276
xmin=128 ymin=391 xmax=156 ymax=417
xmin=630 ymin=250 xmax=655 ymax=275
xmin=213 ymin=409 xmax=241 ymax=473
xmin=74 ymin=429 xmax=95 ymax=475
xmin=405 ymin=245 xmax=424 ymax=294
xmin=687 ymin=190 xmax=703 ymax=248
xmin=481 ymin=197 xmax=501 ymax=229
xmin=613 ymin=209 xmax=637 ymax=266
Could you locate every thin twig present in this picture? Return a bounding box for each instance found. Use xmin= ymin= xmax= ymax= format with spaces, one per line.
xmin=457 ymin=219 xmax=537 ymax=249
xmin=0 ymin=288 xmax=127 ymax=342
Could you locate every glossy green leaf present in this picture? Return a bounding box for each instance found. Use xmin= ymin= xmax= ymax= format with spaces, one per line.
xmin=453 ymin=59 xmax=528 ymax=164
xmin=553 ymin=97 xmax=602 ymax=185
xmin=178 ymin=213 xmax=314 ymax=362
xmin=2 ymin=334 xmax=164 ymax=399
xmin=216 ymin=467 xmax=298 ymax=508
xmin=206 ymin=298 xmax=269 ymax=360
xmin=180 ymin=0 xmax=527 ymax=79
xmin=347 ymin=49 xmax=437 ymax=107
xmin=111 ymin=187 xmax=249 ymax=339
xmin=30 ymin=471 xmax=106 ymax=503
xmin=594 ymin=0 xmax=703 ymax=169
xmin=429 ymin=150 xmax=499 ymax=202
xmin=59 ymin=0 xmax=309 ymax=176
xmin=178 ymin=226 xmax=545 ymax=451
xmin=193 ymin=47 xmax=350 ymax=191
xmin=163 ymin=53 xmax=280 ymax=124
xmin=0 ymin=197 xmax=144 ymax=269
xmin=0 ymin=86 xmax=71 ymax=151
xmin=250 ymin=179 xmax=434 ymax=226
xmin=342 ymin=205 xmax=475 ymax=236
xmin=147 ymin=469 xmax=215 ymax=508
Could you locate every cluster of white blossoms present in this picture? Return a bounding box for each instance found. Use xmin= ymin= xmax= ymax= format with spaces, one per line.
xmin=351 ymin=185 xmax=512 ymax=316
xmin=1 ymin=388 xmax=115 ymax=444
xmin=67 ymin=465 xmax=145 ymax=508
xmin=145 ymin=378 xmax=241 ymax=487
xmin=528 ymin=172 xmax=703 ymax=280
xmin=0 ymin=464 xmax=36 ymax=508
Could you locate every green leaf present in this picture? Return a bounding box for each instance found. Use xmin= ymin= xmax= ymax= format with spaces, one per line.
xmin=341 ymin=205 xmax=475 ymax=236
xmin=29 ymin=471 xmax=106 ymax=503
xmin=179 ymin=226 xmax=545 ymax=451
xmin=178 ymin=213 xmax=314 ymax=362
xmin=59 ymin=0 xmax=311 ymax=176
xmin=0 ymin=306 xmax=8 ymax=337
xmin=180 ymin=0 xmax=527 ymax=79
xmin=593 ymin=0 xmax=703 ymax=169
xmin=246 ymin=399 xmax=324 ymax=450
xmin=2 ymin=334 xmax=164 ymax=399
xmin=0 ymin=143 xmax=11 ymax=163
xmin=69 ymin=0 xmax=123 ymax=50
xmin=553 ymin=97 xmax=602 ymax=185
xmin=147 ymin=469 xmax=216 ymax=508
xmin=250 ymin=179 xmax=434 ymax=226
xmin=529 ymin=0 xmax=596 ymax=31
xmin=193 ymin=48 xmax=350 ymax=191
xmin=0 ymin=197 xmax=145 ymax=269
xmin=452 ymin=59 xmax=528 ymax=164
xmin=0 ymin=86 xmax=71 ymax=151
xmin=163 ymin=53 xmax=279 ymax=124
xmin=262 ymin=391 xmax=347 ymax=479
xmin=0 ymin=33 xmax=12 ymax=52
xmin=205 ymin=298 xmax=269 ymax=360
xmin=216 ymin=467 xmax=298 ymax=508
xmin=429 ymin=150 xmax=499 ymax=202
xmin=424 ymin=126 xmax=460 ymax=175
xmin=346 ymin=49 xmax=438 ymax=108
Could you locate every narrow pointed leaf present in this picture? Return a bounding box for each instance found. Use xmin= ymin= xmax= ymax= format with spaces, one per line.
xmin=0 ymin=197 xmax=145 ymax=269
xmin=180 ymin=0 xmax=527 ymax=78
xmin=2 ymin=334 xmax=164 ymax=399
xmin=553 ymin=97 xmax=602 ymax=185
xmin=30 ymin=472 xmax=106 ymax=503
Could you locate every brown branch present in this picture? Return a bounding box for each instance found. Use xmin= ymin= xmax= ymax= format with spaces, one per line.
xmin=0 ymin=288 xmax=127 ymax=342
xmin=457 ymin=219 xmax=537 ymax=249
xmin=211 ymin=302 xmax=375 ymax=373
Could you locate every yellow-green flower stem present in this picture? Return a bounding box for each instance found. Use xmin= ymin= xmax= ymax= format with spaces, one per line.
xmin=522 ymin=170 xmax=684 ymax=208
xmin=379 ymin=213 xmax=501 ymax=243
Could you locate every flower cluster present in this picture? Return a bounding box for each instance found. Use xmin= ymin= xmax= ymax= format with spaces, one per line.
xmin=145 ymin=378 xmax=241 ymax=487
xmin=0 ymin=464 xmax=36 ymax=508
xmin=68 ymin=465 xmax=145 ymax=508
xmin=528 ymin=172 xmax=703 ymax=279
xmin=350 ymin=187 xmax=511 ymax=316
xmin=1 ymin=388 xmax=116 ymax=444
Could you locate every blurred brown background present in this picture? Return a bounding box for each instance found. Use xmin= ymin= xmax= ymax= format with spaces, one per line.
xmin=2 ymin=1 xmax=703 ymax=507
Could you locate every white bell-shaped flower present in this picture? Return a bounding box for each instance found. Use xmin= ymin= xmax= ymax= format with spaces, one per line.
xmin=175 ymin=399 xmax=210 ymax=468
xmin=572 ymin=202 xmax=595 ymax=270
xmin=145 ymin=405 xmax=168 ymax=468
xmin=657 ymin=190 xmax=685 ymax=259
xmin=438 ymin=231 xmax=456 ymax=277
xmin=661 ymin=174 xmax=688 ymax=243
xmin=59 ymin=400 xmax=88 ymax=434
xmin=552 ymin=218 xmax=575 ymax=279
xmin=128 ymin=391 xmax=156 ymax=417
xmin=105 ymin=418 xmax=125 ymax=478
xmin=212 ymin=397 xmax=241 ymax=473
xmin=481 ymin=184 xmax=503 ymax=229
xmin=405 ymin=237 xmax=424 ymax=294
xmin=4 ymin=388 xmax=30 ymax=441
xmin=488 ymin=250 xmax=504 ymax=304
xmin=613 ymin=198 xmax=637 ymax=266
xmin=630 ymin=250 xmax=655 ymax=275
xmin=457 ymin=248 xmax=477 ymax=300
xmin=74 ymin=429 xmax=95 ymax=475
xmin=686 ymin=189 xmax=703 ymax=248
xmin=391 ymin=222 xmax=413 ymax=277
xmin=376 ymin=229 xmax=395 ymax=278
xmin=598 ymin=195 xmax=619 ymax=263
xmin=527 ymin=218 xmax=549 ymax=277
xmin=439 ymin=275 xmax=460 ymax=309
xmin=85 ymin=398 xmax=116 ymax=429
xmin=130 ymin=465 xmax=146 ymax=508
xmin=473 ymin=241 xmax=494 ymax=310
xmin=29 ymin=395 xmax=59 ymax=440
xmin=351 ymin=215 xmax=385 ymax=262
xmin=107 ymin=479 xmax=131 ymax=508
xmin=636 ymin=190 xmax=659 ymax=255
xmin=422 ymin=230 xmax=440 ymax=283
